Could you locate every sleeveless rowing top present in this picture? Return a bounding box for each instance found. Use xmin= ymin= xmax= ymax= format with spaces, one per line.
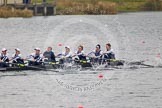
xmin=43 ymin=51 xmax=56 ymax=62
xmin=12 ymin=54 xmax=21 ymax=59
xmin=0 ymin=53 xmax=9 ymax=62
xmin=12 ymin=54 xmax=24 ymax=63
xmin=30 ymin=53 xmax=43 ymax=62
xmin=95 ymin=50 xmax=101 ymax=56
xmin=34 ymin=55 xmax=41 ymax=60
xmin=104 ymin=49 xmax=115 ymax=59
xmin=77 ymin=51 xmax=86 ymax=61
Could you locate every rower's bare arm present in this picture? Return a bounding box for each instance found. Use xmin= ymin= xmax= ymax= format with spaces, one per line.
xmin=9 ymin=58 xmax=13 ymax=61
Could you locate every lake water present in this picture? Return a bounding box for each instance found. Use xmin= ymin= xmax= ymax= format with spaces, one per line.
xmin=0 ymin=12 xmax=162 ymax=108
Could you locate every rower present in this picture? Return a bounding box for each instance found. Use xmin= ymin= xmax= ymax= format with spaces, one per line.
xmin=74 ymin=45 xmax=86 ymax=61
xmin=28 ymin=48 xmax=43 ymax=66
xmin=59 ymin=46 xmax=72 ymax=64
xmin=43 ymin=47 xmax=56 ymax=62
xmin=91 ymin=44 xmax=103 ymax=63
xmin=0 ymin=48 xmax=9 ymax=67
xmin=10 ymin=48 xmax=24 ymax=65
xmin=103 ymin=43 xmax=115 ymax=60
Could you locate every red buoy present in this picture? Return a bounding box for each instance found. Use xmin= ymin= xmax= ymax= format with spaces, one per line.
xmin=78 ymin=105 xmax=84 ymax=108
xmin=58 ymin=43 xmax=63 ymax=46
xmin=157 ymin=53 xmax=161 ymax=58
xmin=98 ymin=74 xmax=103 ymax=78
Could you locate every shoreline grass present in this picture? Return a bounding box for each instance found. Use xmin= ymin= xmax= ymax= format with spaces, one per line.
xmin=56 ymin=0 xmax=162 ymax=15
xmin=31 ymin=0 xmax=162 ymax=14
xmin=56 ymin=0 xmax=117 ymax=15
xmin=0 ymin=0 xmax=162 ymax=18
xmin=0 ymin=7 xmax=33 ymax=18
xmin=57 ymin=0 xmax=162 ymax=15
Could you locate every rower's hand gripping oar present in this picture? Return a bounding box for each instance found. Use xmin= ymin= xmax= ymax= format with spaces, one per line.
xmin=7 ymin=62 xmax=26 ymax=67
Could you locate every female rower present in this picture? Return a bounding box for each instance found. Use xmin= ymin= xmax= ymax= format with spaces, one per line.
xmin=59 ymin=46 xmax=72 ymax=64
xmin=43 ymin=47 xmax=56 ymax=62
xmin=10 ymin=48 xmax=24 ymax=65
xmin=74 ymin=45 xmax=86 ymax=61
xmin=103 ymin=43 xmax=115 ymax=60
xmin=0 ymin=48 xmax=9 ymax=67
xmin=28 ymin=48 xmax=43 ymax=66
xmin=90 ymin=44 xmax=103 ymax=63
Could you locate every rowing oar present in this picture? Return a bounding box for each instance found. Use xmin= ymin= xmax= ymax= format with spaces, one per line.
xmin=7 ymin=61 xmax=59 ymax=72
xmin=26 ymin=59 xmax=58 ymax=64
xmin=7 ymin=62 xmax=45 ymax=69
xmin=140 ymin=63 xmax=155 ymax=68
xmin=84 ymin=57 xmax=156 ymax=68
xmin=56 ymin=53 xmax=64 ymax=58
xmin=87 ymin=52 xmax=95 ymax=57
xmin=71 ymin=51 xmax=93 ymax=58
xmin=23 ymin=65 xmax=59 ymax=72
xmin=124 ymin=60 xmax=157 ymax=68
xmin=7 ymin=62 xmax=26 ymax=67
xmin=24 ymin=65 xmax=59 ymax=72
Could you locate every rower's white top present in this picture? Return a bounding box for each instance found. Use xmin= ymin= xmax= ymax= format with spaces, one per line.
xmin=11 ymin=53 xmax=22 ymax=61
xmin=11 ymin=54 xmax=22 ymax=58
xmin=104 ymin=49 xmax=115 ymax=54
xmin=62 ymin=51 xmax=73 ymax=58
xmin=27 ymin=53 xmax=43 ymax=61
xmin=0 ymin=53 xmax=9 ymax=62
xmin=92 ymin=50 xmax=103 ymax=54
xmin=30 ymin=53 xmax=43 ymax=57
xmin=75 ymin=50 xmax=85 ymax=56
xmin=0 ymin=53 xmax=9 ymax=57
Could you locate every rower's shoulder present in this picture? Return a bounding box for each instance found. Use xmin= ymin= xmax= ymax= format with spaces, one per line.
xmin=69 ymin=51 xmax=73 ymax=54
xmin=43 ymin=51 xmax=48 ymax=55
xmin=110 ymin=49 xmax=114 ymax=52
xmin=11 ymin=53 xmax=15 ymax=57
xmin=81 ymin=50 xmax=85 ymax=53
xmin=100 ymin=50 xmax=103 ymax=54
xmin=5 ymin=53 xmax=10 ymax=57
xmin=40 ymin=53 xmax=43 ymax=57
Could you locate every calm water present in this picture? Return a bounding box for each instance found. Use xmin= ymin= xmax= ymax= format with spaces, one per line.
xmin=0 ymin=12 xmax=162 ymax=108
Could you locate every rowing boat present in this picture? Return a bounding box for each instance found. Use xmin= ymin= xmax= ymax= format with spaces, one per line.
xmin=0 ymin=66 xmax=46 ymax=71
xmin=0 ymin=60 xmax=122 ymax=71
xmin=0 ymin=59 xmax=158 ymax=72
